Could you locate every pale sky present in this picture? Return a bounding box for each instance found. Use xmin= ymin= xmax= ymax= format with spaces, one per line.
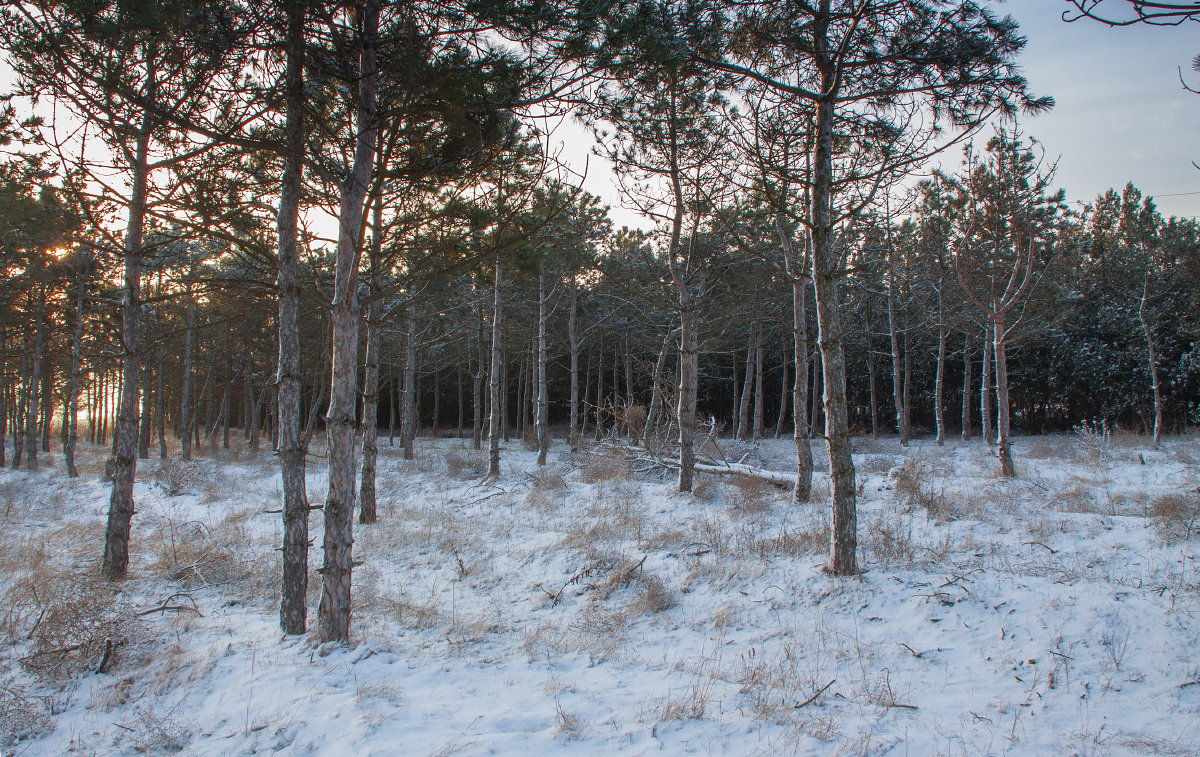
xmin=3 ymin=1 xmax=1197 ymax=230
xmin=559 ymin=0 xmax=1200 ymax=229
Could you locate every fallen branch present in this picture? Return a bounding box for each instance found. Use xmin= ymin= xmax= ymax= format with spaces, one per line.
xmin=795 ymin=679 xmax=836 ymax=709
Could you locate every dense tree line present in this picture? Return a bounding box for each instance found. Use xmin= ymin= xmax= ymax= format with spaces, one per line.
xmin=0 ymin=0 xmax=1197 ymax=639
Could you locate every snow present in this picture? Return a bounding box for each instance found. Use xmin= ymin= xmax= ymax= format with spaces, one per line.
xmin=1 ymin=432 xmax=1198 ymax=755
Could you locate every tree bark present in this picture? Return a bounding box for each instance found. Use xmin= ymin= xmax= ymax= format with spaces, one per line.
xmin=887 ymin=249 xmax=908 ymax=446
xmin=812 ymin=55 xmax=857 ymax=575
xmin=402 ymin=302 xmax=416 ymax=460
xmin=981 ymin=320 xmax=994 ymax=445
xmin=487 ymin=255 xmax=503 ymax=477
xmin=274 ymin=5 xmax=307 ymax=633
xmin=1139 ymin=277 xmax=1163 ymax=449
xmin=318 ymin=0 xmax=379 ymax=644
xmin=535 ymin=262 xmax=549 ymax=465
xmin=64 ymin=272 xmax=86 ymax=477
xmin=934 ymin=325 xmax=947 ymax=446
xmin=568 ymin=278 xmax=579 ymax=448
xmin=359 ymin=194 xmax=383 ymax=524
xmin=138 ymin=349 xmax=151 ymax=459
xmin=994 ymin=314 xmax=1015 ymax=476
xmin=103 ymin=52 xmax=153 ymax=579
xmin=23 ymin=290 xmax=46 ymax=470
xmin=180 ymin=280 xmax=195 ymax=461
xmin=961 ymin=333 xmax=972 ymax=441
xmin=790 ymin=278 xmax=813 ymax=502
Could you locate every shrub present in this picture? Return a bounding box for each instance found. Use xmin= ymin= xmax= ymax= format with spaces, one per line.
xmin=1150 ymin=490 xmax=1200 ymax=542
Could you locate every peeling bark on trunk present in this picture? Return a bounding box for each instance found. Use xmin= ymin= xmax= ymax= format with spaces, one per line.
xmin=318 ymin=0 xmax=379 ymax=644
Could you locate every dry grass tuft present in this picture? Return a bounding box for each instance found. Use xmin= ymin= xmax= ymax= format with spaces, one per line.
xmin=444 ymin=449 xmax=486 ymax=480
xmin=580 ymin=452 xmax=631 ymax=484
xmin=1150 ymin=490 xmax=1200 ymax=542
xmin=892 ymin=455 xmax=949 ymax=521
xmin=151 ymin=458 xmax=208 ymax=496
xmin=728 ymin=475 xmax=772 ymax=516
xmin=526 ymin=464 xmax=569 ymax=511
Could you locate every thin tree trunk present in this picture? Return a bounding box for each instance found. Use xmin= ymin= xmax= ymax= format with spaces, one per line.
xmin=753 ymin=321 xmax=765 ymax=440
xmin=473 ymin=305 xmax=485 ymax=450
xmin=790 ymin=275 xmax=813 ymax=502
xmin=24 ymin=291 xmax=46 ymax=470
xmin=0 ymin=327 xmax=8 ymax=467
xmin=866 ymin=304 xmax=878 ymax=439
xmin=103 ymin=53 xmax=154 ymax=579
xmin=318 ymin=0 xmax=379 ymax=644
xmin=888 ymin=252 xmax=907 ymax=446
xmin=403 ymin=302 xmax=416 ymax=460
xmin=536 ymin=263 xmax=549 ymax=465
xmin=487 ymin=256 xmax=503 ymax=477
xmin=934 ymin=326 xmax=946 ymax=446
xmin=1140 ymin=278 xmax=1163 ymax=449
xmin=156 ymin=345 xmax=166 ymax=457
xmin=456 ymin=362 xmax=464 ymax=438
xmin=737 ymin=329 xmax=753 ymax=440
xmin=643 ymin=328 xmax=672 ymax=446
xmin=994 ymin=315 xmax=1015 ymax=476
xmin=64 ymin=273 xmax=85 ymax=477
xmin=568 ymin=278 xmax=579 ymax=448
xmin=138 ymin=342 xmax=152 ymax=459
xmin=359 ymin=194 xmax=383 ymax=525
xmin=981 ymin=320 xmax=994 ymax=445
xmin=180 ymin=282 xmax=195 ymax=461
xmin=961 ymin=333 xmax=972 ymax=441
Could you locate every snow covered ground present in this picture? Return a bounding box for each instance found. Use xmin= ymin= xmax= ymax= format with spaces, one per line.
xmin=1 ymin=430 xmax=1198 ymax=756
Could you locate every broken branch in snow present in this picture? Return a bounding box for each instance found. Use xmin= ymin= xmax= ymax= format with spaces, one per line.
xmin=795 ymin=679 xmax=836 ymax=709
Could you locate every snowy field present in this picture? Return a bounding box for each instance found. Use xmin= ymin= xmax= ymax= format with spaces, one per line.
xmin=1 ymin=431 xmax=1199 ymax=756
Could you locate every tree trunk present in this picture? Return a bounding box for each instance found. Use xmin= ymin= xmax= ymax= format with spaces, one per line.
xmin=359 ymin=194 xmax=383 ymax=525
xmin=536 ymin=263 xmax=549 ymax=465
xmin=473 ymin=305 xmax=485 ymax=450
xmin=103 ymin=56 xmax=153 ymax=579
xmin=64 ymin=275 xmax=85 ymax=477
xmin=981 ymin=320 xmax=994 ymax=445
xmin=791 ymin=278 xmax=813 ymax=502
xmin=774 ymin=346 xmax=788 ymax=439
xmin=568 ymin=278 xmax=579 ymax=448
xmin=643 ymin=328 xmax=671 ymax=446
xmin=275 ymin=32 xmax=310 ymax=627
xmin=487 ymin=256 xmax=503 ymax=477
xmin=812 ymin=73 xmax=857 ymax=575
xmin=156 ymin=345 xmax=166 ymax=457
xmin=961 ymin=333 xmax=972 ymax=441
xmin=1 ymin=327 xmax=8 ymax=468
xmin=1139 ymin=279 xmax=1163 ymax=449
xmin=737 ymin=329 xmax=754 ymax=440
xmin=887 ymin=254 xmax=907 ymax=446
xmin=23 ymin=291 xmax=46 ymax=470
xmin=994 ymin=315 xmax=1015 ymax=476
xmin=318 ymin=0 xmax=379 ymax=644
xmin=138 ymin=349 xmax=152 ymax=459
xmin=403 ymin=302 xmax=416 ymax=460
xmin=180 ymin=282 xmax=195 ymax=460
xmin=753 ymin=321 xmax=765 ymax=440
xmin=934 ymin=326 xmax=947 ymax=446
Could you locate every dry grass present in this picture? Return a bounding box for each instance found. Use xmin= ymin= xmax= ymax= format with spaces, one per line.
xmin=5 ymin=567 xmax=144 ymax=684
xmin=892 ymin=455 xmax=951 ymax=521
xmin=728 ymin=475 xmax=773 ymax=516
xmin=0 ymin=683 xmax=57 ymax=747
xmin=151 ymin=458 xmax=208 ymax=496
xmin=1150 ymin=490 xmax=1200 ymax=542
xmin=444 ymin=449 xmax=486 ymax=479
xmin=580 ymin=452 xmax=632 ymax=484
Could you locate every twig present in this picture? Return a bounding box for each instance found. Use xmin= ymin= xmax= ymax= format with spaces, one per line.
xmin=795 ymin=679 xmax=836 ymax=709
xmin=1024 ymin=540 xmax=1058 ymax=555
xmin=899 ymin=642 xmax=924 ymax=659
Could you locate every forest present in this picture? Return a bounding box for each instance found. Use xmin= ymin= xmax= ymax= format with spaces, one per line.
xmin=0 ymin=1 xmax=1199 ymax=754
